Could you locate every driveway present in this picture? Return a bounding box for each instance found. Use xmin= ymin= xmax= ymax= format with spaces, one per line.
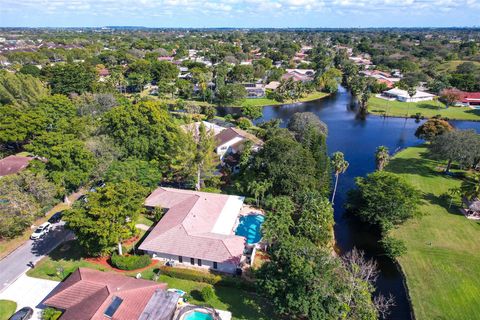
xmin=0 ymin=274 xmax=60 ymax=320
xmin=0 ymin=223 xmax=73 ymax=293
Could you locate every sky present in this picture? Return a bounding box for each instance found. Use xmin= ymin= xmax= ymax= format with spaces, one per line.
xmin=0 ymin=0 xmax=479 ymax=28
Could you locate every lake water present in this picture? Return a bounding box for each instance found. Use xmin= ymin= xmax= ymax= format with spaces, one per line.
xmin=218 ymin=86 xmax=480 ymax=319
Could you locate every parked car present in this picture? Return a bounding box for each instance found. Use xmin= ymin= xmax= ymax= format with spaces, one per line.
xmin=9 ymin=307 xmax=33 ymax=320
xmin=48 ymin=211 xmax=63 ymax=224
xmin=89 ymin=180 xmax=106 ymax=192
xmin=77 ymin=195 xmax=88 ymax=203
xmin=30 ymin=222 xmax=51 ymax=240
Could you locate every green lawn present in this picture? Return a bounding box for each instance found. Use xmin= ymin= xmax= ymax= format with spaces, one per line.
xmin=0 ymin=300 xmax=17 ymax=320
xmin=386 ymin=146 xmax=480 ymax=320
xmin=368 ymin=96 xmax=480 ymax=121
xmin=436 ymin=60 xmax=480 ymax=73
xmin=137 ymin=214 xmax=155 ymax=227
xmin=27 ymin=240 xmax=273 ymax=320
xmin=240 ymin=91 xmax=329 ymax=108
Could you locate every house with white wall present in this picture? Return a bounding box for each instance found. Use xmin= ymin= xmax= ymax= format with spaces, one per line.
xmin=215 ymin=127 xmax=263 ymax=161
xmin=139 ymin=187 xmax=247 ymax=274
xmin=381 ymin=88 xmax=436 ymax=103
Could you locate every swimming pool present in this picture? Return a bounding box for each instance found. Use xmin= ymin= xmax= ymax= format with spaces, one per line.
xmin=235 ymin=214 xmax=264 ymax=244
xmin=183 ymin=311 xmax=213 ymax=320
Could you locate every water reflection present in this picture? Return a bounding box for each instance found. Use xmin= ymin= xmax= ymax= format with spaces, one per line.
xmin=217 ymin=87 xmax=480 ymax=320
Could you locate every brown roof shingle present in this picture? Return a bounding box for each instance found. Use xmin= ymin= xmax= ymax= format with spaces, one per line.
xmin=43 ymin=268 xmax=167 ymax=320
xmin=0 ymin=155 xmax=32 ymax=177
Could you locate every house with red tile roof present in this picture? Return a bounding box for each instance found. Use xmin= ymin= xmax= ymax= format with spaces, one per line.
xmin=139 ymin=187 xmax=247 ymax=274
xmin=441 ymin=89 xmax=480 ymax=107
xmin=0 ymin=155 xmax=33 ymax=177
xmin=43 ymin=268 xmax=178 ymax=320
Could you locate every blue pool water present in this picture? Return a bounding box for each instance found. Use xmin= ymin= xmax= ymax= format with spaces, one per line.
xmin=183 ymin=311 xmax=213 ymax=320
xmin=235 ymin=214 xmax=264 ymax=244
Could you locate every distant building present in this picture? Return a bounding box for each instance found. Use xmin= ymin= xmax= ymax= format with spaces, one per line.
xmin=381 ymin=88 xmax=436 ymax=103
xmin=243 ymin=83 xmax=266 ymax=98
xmin=265 ymin=81 xmax=280 ymax=90
xmin=282 ymin=69 xmax=315 ymax=82
xmin=157 ymin=56 xmax=174 ymax=62
xmin=361 ymin=70 xmax=401 ymax=88
xmin=441 ymin=89 xmax=480 ymax=107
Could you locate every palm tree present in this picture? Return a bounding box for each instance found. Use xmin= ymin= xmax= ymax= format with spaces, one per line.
xmin=331 ymin=152 xmax=349 ymax=205
xmin=447 ymin=187 xmax=462 ymax=208
xmin=406 ymin=86 xmax=417 ymax=117
xmin=375 ymin=146 xmax=390 ymax=171
xmin=461 ymin=173 xmax=480 ymax=201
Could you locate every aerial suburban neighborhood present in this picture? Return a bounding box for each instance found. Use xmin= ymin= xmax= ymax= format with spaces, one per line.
xmin=0 ymin=2 xmax=480 ymax=320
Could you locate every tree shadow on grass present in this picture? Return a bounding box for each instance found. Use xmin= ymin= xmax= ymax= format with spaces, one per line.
xmin=213 ymin=285 xmax=274 ymax=320
xmin=416 ymin=103 xmax=444 ymax=111
xmin=465 ymin=108 xmax=480 ymax=117
xmin=423 ymin=192 xmax=464 ymax=217
xmin=387 ymin=156 xmax=437 ymax=178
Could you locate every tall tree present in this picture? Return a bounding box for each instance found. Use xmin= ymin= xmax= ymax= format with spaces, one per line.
xmin=193 ymin=123 xmax=218 ymax=190
xmin=375 ymin=146 xmax=390 ymax=171
xmin=331 ymin=151 xmax=349 ymax=205
xmin=430 ymin=130 xmax=480 ymax=172
xmin=64 ymin=180 xmax=147 ymax=256
xmin=415 ymin=118 xmax=453 ymax=141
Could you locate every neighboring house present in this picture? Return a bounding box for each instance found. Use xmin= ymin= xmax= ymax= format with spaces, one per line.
xmin=349 ymin=56 xmax=373 ymax=68
xmin=43 ymin=268 xmax=178 ymax=320
xmin=0 ymin=155 xmax=33 ymax=177
xmin=442 ymin=89 xmax=480 ymax=107
xmin=360 ymin=70 xmax=401 ymax=88
xmin=215 ymin=127 xmax=263 ymax=161
xmin=243 ymin=83 xmax=266 ymax=98
xmin=381 ymin=88 xmax=436 ymax=103
xmin=181 ymin=121 xmax=226 ymax=140
xmin=282 ymin=69 xmax=315 ymax=82
xmin=158 ymin=56 xmax=174 ymax=62
xmin=139 ymin=187 xmax=247 ymax=274
xmin=265 ymin=81 xmax=280 ymax=90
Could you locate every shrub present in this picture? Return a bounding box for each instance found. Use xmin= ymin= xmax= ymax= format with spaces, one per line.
xmin=158 ymin=266 xmax=255 ymax=291
xmin=381 ymin=236 xmax=407 ymax=259
xmin=200 ymin=286 xmax=214 ymax=301
xmin=237 ymin=117 xmax=252 ymax=130
xmin=110 ymin=253 xmax=151 ymax=270
xmin=42 ymin=308 xmax=62 ymax=320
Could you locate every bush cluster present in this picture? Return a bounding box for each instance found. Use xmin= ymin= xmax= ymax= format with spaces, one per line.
xmin=110 ymin=253 xmax=151 ymax=270
xmin=200 ymin=286 xmax=214 ymax=301
xmin=158 ymin=266 xmax=255 ymax=291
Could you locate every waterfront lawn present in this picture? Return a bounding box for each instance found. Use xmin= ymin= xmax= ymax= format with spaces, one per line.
xmin=0 ymin=300 xmax=16 ymax=320
xmin=240 ymin=91 xmax=329 ymax=108
xmin=368 ymin=96 xmax=480 ymax=121
xmin=27 ymin=240 xmax=273 ymax=320
xmin=386 ymin=146 xmax=480 ymax=320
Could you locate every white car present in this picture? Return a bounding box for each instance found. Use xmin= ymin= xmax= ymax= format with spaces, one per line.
xmin=30 ymin=222 xmax=51 ymax=240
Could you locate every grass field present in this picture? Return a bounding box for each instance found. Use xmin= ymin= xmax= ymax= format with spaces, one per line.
xmin=0 ymin=300 xmax=16 ymax=320
xmin=436 ymin=60 xmax=480 ymax=73
xmin=386 ymin=146 xmax=480 ymax=320
xmin=27 ymin=240 xmax=273 ymax=320
xmin=368 ymin=96 xmax=480 ymax=121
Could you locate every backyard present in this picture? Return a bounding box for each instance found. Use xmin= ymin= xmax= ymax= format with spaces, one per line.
xmin=368 ymin=96 xmax=480 ymax=121
xmin=26 ymin=240 xmax=273 ymax=320
xmin=387 ymin=146 xmax=480 ymax=320
xmin=240 ymin=91 xmax=329 ymax=107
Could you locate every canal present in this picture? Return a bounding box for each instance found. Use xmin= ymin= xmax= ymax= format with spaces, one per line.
xmin=218 ymin=86 xmax=480 ymax=319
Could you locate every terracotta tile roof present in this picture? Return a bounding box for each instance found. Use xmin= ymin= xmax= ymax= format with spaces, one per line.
xmin=0 ymin=155 xmax=32 ymax=177
xmin=43 ymin=268 xmax=167 ymax=320
xmin=140 ymin=188 xmax=246 ymax=265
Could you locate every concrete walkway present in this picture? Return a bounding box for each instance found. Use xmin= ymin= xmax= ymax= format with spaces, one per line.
xmin=135 ymin=223 xmax=151 ymax=231
xmin=0 ymin=274 xmax=60 ymax=320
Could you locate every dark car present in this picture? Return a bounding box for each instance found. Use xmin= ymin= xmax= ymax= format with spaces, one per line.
xmin=48 ymin=211 xmax=63 ymax=224
xmin=9 ymin=307 xmax=33 ymax=320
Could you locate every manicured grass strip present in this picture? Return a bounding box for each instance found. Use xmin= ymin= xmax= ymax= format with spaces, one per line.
xmin=240 ymin=91 xmax=329 ymax=108
xmin=27 ymin=240 xmax=273 ymax=320
xmin=0 ymin=300 xmax=17 ymax=320
xmin=387 ymin=146 xmax=480 ymax=320
xmin=368 ymin=96 xmax=480 ymax=121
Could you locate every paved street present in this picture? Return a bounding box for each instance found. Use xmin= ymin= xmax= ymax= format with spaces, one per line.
xmin=0 ymin=223 xmax=73 ymax=293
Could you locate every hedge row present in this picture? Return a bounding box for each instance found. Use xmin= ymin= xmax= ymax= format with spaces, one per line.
xmin=158 ymin=266 xmax=255 ymax=291
xmin=111 ymin=253 xmax=151 ymax=270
